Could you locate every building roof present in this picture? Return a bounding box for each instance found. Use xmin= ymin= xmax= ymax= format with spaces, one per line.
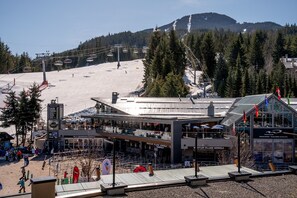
xmin=90 ymin=93 xmax=297 ymax=126
xmin=221 ymin=94 xmax=273 ymax=127
xmin=281 ymin=57 xmax=297 ymax=69
xmin=0 ymin=132 xmax=14 ymax=141
xmin=221 ymin=93 xmax=297 ymax=127
xmin=91 ymin=97 xmax=236 ymax=119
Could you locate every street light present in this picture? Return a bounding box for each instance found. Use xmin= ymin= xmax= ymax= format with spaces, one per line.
xmin=194 ymin=131 xmax=198 ymax=177
xmin=237 ymin=128 xmax=241 ymax=173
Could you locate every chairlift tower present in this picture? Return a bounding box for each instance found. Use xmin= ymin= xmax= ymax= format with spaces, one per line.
xmin=115 ymin=44 xmax=122 ymax=69
xmin=36 ymin=51 xmax=50 ymax=83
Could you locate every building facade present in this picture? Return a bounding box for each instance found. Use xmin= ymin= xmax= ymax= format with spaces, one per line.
xmin=48 ymin=93 xmax=297 ymax=166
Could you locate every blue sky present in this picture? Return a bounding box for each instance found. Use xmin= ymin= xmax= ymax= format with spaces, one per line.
xmin=1 ymin=0 xmax=296 ymax=58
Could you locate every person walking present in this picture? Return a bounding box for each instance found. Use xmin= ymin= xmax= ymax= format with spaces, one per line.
xmin=18 ymin=177 xmax=26 ymax=193
xmin=5 ymin=151 xmax=9 ymax=161
xmin=23 ymin=155 xmax=29 ymax=167
xmin=17 ymin=150 xmax=22 ymax=161
xmin=21 ymin=167 xmax=26 ymax=180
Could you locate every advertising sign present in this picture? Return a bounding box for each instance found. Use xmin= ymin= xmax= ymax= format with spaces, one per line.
xmin=102 ymin=159 xmax=111 ymax=175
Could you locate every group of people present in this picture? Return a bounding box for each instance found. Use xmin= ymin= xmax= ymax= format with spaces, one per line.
xmin=17 ymin=162 xmax=32 ymax=193
xmin=1 ymin=146 xmax=41 ymax=162
xmin=0 ymin=145 xmax=38 ymax=193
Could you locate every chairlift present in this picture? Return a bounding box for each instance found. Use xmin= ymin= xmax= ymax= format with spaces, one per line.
xmin=122 ymin=48 xmax=128 ymax=53
xmin=54 ymin=60 xmax=63 ymax=66
xmin=142 ymin=48 xmax=147 ymax=54
xmin=23 ymin=66 xmax=32 ymax=73
xmin=64 ymin=58 xmax=72 ymax=64
xmin=86 ymin=57 xmax=93 ymax=62
xmin=107 ymin=51 xmax=113 ymax=57
xmin=90 ymin=54 xmax=97 ymax=59
xmin=133 ymin=49 xmax=139 ymax=54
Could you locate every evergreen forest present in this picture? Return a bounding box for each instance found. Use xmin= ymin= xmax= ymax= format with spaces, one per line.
xmin=1 ymin=25 xmax=297 ymax=98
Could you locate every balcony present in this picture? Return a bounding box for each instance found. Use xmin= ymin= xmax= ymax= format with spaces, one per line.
xmin=181 ymin=135 xmax=232 ymax=149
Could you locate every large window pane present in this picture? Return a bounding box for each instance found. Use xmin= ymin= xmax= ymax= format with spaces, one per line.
xmin=263 ymin=113 xmax=272 ymax=127
xmin=273 ymin=140 xmax=284 ymax=163
xmin=283 ymin=113 xmax=293 ymax=127
xmin=274 ymin=113 xmax=283 ymax=127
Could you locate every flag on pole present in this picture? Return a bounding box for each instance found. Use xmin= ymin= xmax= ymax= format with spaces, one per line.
xmin=265 ymin=95 xmax=269 ymax=107
xmin=243 ymin=110 xmax=247 ymax=124
xmin=276 ymin=87 xmax=281 ymax=100
xmin=254 ymin=104 xmax=259 ymax=118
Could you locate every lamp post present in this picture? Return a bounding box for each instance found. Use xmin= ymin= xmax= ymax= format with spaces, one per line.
xmin=237 ymin=129 xmax=241 ymax=173
xmin=184 ymin=129 xmax=208 ymax=186
xmin=112 ymin=137 xmax=116 ymax=187
xmin=195 ymin=131 xmax=198 ymax=177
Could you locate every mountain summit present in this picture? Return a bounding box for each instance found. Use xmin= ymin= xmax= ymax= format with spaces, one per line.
xmin=151 ymin=12 xmax=282 ymax=32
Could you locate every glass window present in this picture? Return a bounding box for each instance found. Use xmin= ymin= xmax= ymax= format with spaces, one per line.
xmin=263 ymin=113 xmax=272 ymax=127
xmin=273 ymin=140 xmax=284 ymax=163
xmin=284 ymin=140 xmax=293 ymax=162
xmin=283 ymin=113 xmax=293 ymax=127
xmin=263 ymin=140 xmax=273 ymax=163
xmin=254 ymin=139 xmax=293 ymax=163
xmin=274 ymin=113 xmax=283 ymax=127
xmin=273 ymin=100 xmax=282 ymax=112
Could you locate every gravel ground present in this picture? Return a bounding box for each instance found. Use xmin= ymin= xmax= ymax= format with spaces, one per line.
xmin=123 ymin=174 xmax=297 ymax=198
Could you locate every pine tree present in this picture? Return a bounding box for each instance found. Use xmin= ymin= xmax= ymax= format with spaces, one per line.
xmin=147 ymin=76 xmax=164 ymax=97
xmin=161 ymin=73 xmax=188 ymax=97
xmin=225 ymin=70 xmax=234 ymax=97
xmin=291 ymin=36 xmax=297 ymax=57
xmin=169 ymin=30 xmax=186 ymax=75
xmin=27 ymin=83 xmax=43 ymax=142
xmin=272 ymin=32 xmax=286 ymax=64
xmin=18 ymin=90 xmax=31 ymax=146
xmin=249 ymin=31 xmax=265 ymax=71
xmin=0 ymin=40 xmax=15 ymax=74
xmin=0 ymin=91 xmax=20 ymax=146
xmin=233 ymin=55 xmax=242 ymax=97
xmin=241 ymin=68 xmax=249 ymax=96
xmin=201 ymin=32 xmax=216 ymax=79
xmin=214 ymin=53 xmax=228 ymax=97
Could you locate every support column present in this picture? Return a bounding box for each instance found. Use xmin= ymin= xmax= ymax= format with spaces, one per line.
xmin=250 ymin=114 xmax=254 ymax=155
xmin=171 ymin=121 xmax=182 ymax=163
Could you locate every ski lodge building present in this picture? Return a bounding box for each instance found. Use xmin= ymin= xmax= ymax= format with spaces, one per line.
xmin=48 ymin=92 xmax=297 ymax=167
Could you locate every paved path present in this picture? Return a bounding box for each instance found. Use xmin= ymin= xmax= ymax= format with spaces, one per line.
xmin=55 ymin=164 xmax=261 ymax=197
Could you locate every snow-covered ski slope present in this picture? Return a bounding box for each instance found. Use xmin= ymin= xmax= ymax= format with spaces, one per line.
xmin=0 ymin=59 xmax=207 ymax=123
xmin=0 ymin=60 xmax=144 ymax=120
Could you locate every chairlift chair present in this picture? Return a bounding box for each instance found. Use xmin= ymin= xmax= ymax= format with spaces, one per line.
xmin=122 ymin=48 xmax=128 ymax=53
xmin=54 ymin=60 xmax=63 ymax=66
xmin=23 ymin=66 xmax=32 ymax=73
xmin=107 ymin=51 xmax=113 ymax=57
xmin=64 ymin=58 xmax=72 ymax=64
xmin=86 ymin=57 xmax=93 ymax=62
xmin=90 ymin=54 xmax=97 ymax=59
xmin=142 ymin=48 xmax=147 ymax=54
xmin=133 ymin=49 xmax=139 ymax=54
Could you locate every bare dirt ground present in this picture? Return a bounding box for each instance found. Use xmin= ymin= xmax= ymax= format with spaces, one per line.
xmin=0 ymin=155 xmax=51 ymax=196
xmin=0 ymin=152 xmax=138 ymax=197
